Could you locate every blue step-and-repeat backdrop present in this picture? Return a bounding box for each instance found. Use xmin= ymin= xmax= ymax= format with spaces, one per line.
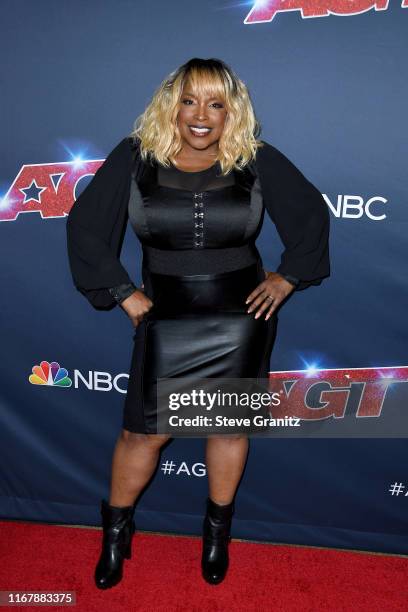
xmin=1 ymin=1 xmax=407 ymax=554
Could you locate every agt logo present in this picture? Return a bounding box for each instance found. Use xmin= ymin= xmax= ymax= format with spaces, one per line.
xmin=0 ymin=155 xmax=389 ymax=222
xmin=0 ymin=158 xmax=104 ymax=222
xmin=244 ymin=0 xmax=407 ymax=24
xmin=29 ymin=360 xmax=128 ymax=393
xmin=268 ymin=365 xmax=408 ymax=419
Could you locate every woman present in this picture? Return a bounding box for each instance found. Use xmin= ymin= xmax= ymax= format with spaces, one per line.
xmin=66 ymin=57 xmax=330 ymax=589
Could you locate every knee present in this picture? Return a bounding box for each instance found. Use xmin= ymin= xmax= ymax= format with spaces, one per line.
xmin=207 ymin=434 xmax=248 ymax=443
xmin=120 ymin=429 xmax=172 ymax=449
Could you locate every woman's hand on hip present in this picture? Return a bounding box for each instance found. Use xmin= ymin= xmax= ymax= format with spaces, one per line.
xmin=245 ymin=270 xmax=296 ymax=321
xmin=120 ymin=288 xmax=153 ymax=328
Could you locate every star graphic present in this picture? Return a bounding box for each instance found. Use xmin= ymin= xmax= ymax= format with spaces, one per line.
xmin=20 ymin=180 xmax=47 ymax=204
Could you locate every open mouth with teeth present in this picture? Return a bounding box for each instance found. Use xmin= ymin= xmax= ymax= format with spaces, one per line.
xmin=189 ymin=125 xmax=212 ymax=137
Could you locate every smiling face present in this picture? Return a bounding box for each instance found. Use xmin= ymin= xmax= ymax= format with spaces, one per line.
xmin=176 ymin=78 xmax=228 ymax=154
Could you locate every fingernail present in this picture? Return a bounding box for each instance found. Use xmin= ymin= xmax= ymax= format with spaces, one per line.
xmin=255 ymin=312 xmax=259 ymax=319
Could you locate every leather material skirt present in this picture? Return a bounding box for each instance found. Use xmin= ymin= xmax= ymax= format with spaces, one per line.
xmin=123 ymin=260 xmax=278 ymax=434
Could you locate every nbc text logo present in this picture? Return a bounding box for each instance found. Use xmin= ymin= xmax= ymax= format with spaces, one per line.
xmin=29 ymin=360 xmax=128 ymax=393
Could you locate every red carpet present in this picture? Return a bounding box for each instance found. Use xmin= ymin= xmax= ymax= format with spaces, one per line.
xmin=1 ymin=520 xmax=407 ymax=611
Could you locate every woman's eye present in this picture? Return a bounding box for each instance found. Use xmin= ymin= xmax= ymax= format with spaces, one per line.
xmin=182 ymin=99 xmax=223 ymax=108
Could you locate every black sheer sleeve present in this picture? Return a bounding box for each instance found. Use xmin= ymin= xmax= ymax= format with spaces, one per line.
xmin=256 ymin=141 xmax=330 ymax=291
xmin=66 ymin=137 xmax=137 ymax=309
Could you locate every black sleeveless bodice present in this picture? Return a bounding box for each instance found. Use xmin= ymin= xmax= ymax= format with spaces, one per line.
xmin=127 ymin=157 xmax=265 ymax=275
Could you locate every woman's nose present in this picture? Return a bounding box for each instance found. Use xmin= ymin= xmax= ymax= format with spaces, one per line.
xmin=195 ymin=105 xmax=208 ymax=120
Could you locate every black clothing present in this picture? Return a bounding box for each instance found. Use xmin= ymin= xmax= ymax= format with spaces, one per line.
xmin=108 ymin=282 xmax=138 ymax=304
xmin=122 ymin=262 xmax=277 ymax=434
xmin=66 ymin=136 xmax=330 ymax=309
xmin=127 ymin=158 xmax=261 ymax=276
xmin=66 ymin=135 xmax=330 ymax=434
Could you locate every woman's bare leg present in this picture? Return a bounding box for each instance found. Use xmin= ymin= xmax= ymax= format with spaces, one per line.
xmin=109 ymin=429 xmax=172 ymax=507
xmin=205 ymin=435 xmax=249 ymax=504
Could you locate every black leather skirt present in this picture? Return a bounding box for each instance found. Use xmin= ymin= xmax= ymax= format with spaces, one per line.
xmin=123 ymin=261 xmax=278 ymax=434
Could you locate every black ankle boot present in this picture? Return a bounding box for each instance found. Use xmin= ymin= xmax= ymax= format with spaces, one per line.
xmin=94 ymin=498 xmax=136 ymax=590
xmin=201 ymin=496 xmax=235 ymax=585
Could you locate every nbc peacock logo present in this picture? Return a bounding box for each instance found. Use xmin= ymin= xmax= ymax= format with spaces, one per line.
xmin=29 ymin=360 xmax=72 ymax=388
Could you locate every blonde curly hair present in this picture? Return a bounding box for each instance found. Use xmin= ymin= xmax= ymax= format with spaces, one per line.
xmin=129 ymin=57 xmax=264 ymax=175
